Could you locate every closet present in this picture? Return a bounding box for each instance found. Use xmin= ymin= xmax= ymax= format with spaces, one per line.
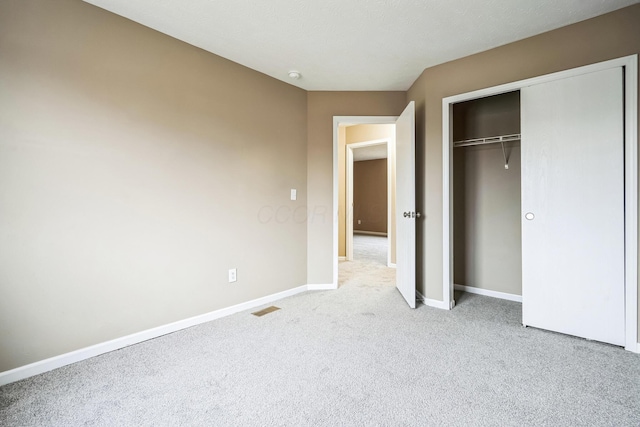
xmin=452 ymin=91 xmax=522 ymax=299
xmin=451 ymin=66 xmax=626 ymax=346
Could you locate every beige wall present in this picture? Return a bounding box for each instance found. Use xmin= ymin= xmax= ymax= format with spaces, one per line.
xmin=453 ymin=92 xmax=522 ymax=295
xmin=452 ymin=91 xmax=521 ymax=141
xmin=453 ymin=143 xmax=521 ymax=295
xmin=407 ymin=4 xmax=640 ymax=337
xmin=338 ymin=124 xmax=396 ymax=262
xmin=307 ymin=92 xmax=407 ymax=284
xmin=353 ymin=159 xmax=388 ymax=233
xmin=346 ymin=124 xmax=395 ymax=145
xmin=0 ymin=0 xmax=307 ymax=372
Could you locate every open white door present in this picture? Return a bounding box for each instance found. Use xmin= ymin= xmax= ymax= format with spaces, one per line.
xmin=395 ymin=102 xmax=417 ymax=308
xmin=521 ymin=67 xmax=625 ymax=345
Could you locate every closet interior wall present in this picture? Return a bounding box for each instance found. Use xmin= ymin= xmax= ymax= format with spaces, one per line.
xmin=453 ymin=91 xmax=522 ymax=297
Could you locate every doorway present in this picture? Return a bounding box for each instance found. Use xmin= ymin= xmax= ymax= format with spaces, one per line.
xmin=331 ymin=116 xmax=398 ymax=289
xmin=333 ymin=105 xmax=421 ymax=308
xmin=333 ymin=102 xmax=417 ymax=308
xmin=338 ymin=126 xmax=395 ymax=290
xmin=345 ymin=138 xmax=394 ymax=267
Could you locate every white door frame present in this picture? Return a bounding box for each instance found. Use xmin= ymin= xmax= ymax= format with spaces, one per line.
xmin=346 ymin=139 xmax=394 ymax=267
xmin=442 ymin=55 xmax=638 ymax=352
xmin=332 ymin=116 xmax=398 ymax=287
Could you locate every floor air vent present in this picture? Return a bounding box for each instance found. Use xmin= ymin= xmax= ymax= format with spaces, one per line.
xmin=252 ymin=306 xmax=280 ymax=317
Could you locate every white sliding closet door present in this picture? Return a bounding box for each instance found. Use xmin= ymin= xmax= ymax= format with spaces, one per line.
xmin=521 ymin=67 xmax=625 ymax=346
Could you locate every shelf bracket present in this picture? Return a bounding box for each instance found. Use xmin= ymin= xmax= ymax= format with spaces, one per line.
xmin=501 ymin=141 xmax=509 ymax=170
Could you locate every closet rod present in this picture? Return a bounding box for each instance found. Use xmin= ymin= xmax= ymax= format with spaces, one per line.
xmin=453 ymin=133 xmax=521 ymax=148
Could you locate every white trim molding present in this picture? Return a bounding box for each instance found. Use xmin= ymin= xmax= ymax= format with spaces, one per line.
xmin=416 ymin=291 xmax=451 ymax=310
xmin=0 ymin=284 xmax=331 ymax=386
xmin=442 ymin=55 xmax=638 ymax=351
xmin=307 ymin=283 xmax=337 ymax=291
xmin=338 ymin=256 xmax=347 ymax=261
xmin=623 ymin=55 xmax=639 ymax=353
xmin=346 ymin=138 xmax=392 ymax=262
xmin=454 ymin=284 xmax=522 ymax=303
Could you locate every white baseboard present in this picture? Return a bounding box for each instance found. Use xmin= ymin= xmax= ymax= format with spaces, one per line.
xmin=307 ymin=283 xmax=336 ymax=291
xmin=338 ymin=256 xmax=347 ymax=261
xmin=454 ymin=284 xmax=523 ymax=303
xmin=2 ymin=283 xmax=635 ymax=385
xmin=0 ymin=284 xmax=319 ymax=386
xmin=388 ymin=263 xmax=397 ymax=268
xmin=353 ymin=230 xmax=387 ymax=236
xmin=416 ymin=291 xmax=451 ymax=310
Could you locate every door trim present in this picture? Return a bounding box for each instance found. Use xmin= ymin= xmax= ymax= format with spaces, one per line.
xmin=346 ymin=139 xmax=393 ymax=266
xmin=332 ymin=117 xmax=398 ymax=288
xmin=441 ymin=55 xmax=638 ymax=352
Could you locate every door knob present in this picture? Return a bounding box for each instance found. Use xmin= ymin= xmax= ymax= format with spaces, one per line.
xmin=403 ymin=211 xmax=421 ymax=218
xmin=525 ymin=212 xmax=535 ymax=220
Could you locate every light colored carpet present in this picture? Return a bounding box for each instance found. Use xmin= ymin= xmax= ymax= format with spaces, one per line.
xmin=1 ymin=272 xmax=639 ymax=425
xmin=339 ymin=234 xmax=395 ymax=289
xmin=352 ymin=233 xmax=388 ymax=266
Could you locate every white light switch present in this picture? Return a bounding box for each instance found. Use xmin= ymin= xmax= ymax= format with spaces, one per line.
xmin=290 ymin=189 xmax=297 ymax=201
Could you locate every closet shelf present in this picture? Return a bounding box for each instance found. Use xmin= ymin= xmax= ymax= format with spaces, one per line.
xmin=453 ymin=133 xmax=521 ymax=148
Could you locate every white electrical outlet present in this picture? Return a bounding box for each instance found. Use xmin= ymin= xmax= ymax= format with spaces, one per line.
xmin=290 ymin=189 xmax=297 ymax=201
xmin=358 ymin=220 xmax=361 ymax=224
xmin=228 ymin=268 xmax=237 ymax=283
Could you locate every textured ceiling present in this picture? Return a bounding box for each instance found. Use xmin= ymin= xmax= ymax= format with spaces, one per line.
xmin=83 ymin=0 xmax=639 ymax=90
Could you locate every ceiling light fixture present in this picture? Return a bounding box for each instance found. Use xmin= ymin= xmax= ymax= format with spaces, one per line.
xmin=288 ymin=71 xmax=301 ymax=80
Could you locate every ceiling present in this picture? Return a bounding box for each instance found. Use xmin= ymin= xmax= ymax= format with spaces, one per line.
xmin=83 ymin=0 xmax=638 ymax=91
